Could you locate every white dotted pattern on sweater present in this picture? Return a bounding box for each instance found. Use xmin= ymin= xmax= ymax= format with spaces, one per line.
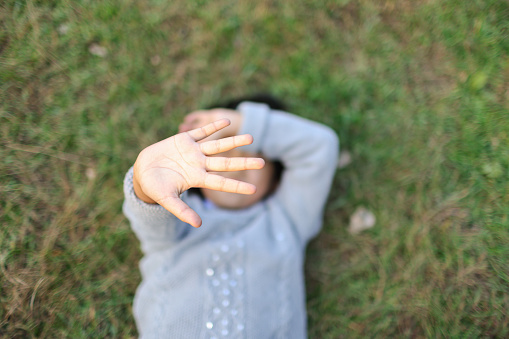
xmin=204 ymin=240 xmax=246 ymax=338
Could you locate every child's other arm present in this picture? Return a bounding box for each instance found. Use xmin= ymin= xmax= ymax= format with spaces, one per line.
xmin=238 ymin=102 xmax=339 ymax=244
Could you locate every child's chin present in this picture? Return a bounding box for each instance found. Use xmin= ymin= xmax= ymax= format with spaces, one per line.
xmin=203 ymin=190 xmax=261 ymax=210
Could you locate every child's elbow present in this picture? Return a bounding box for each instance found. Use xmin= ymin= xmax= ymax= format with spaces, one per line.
xmin=317 ymin=125 xmax=340 ymax=159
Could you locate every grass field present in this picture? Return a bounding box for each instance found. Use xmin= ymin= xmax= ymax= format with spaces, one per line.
xmin=1 ymin=0 xmax=508 ymax=337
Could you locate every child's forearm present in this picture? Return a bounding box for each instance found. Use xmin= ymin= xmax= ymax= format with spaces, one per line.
xmin=123 ymin=168 xmax=189 ymax=253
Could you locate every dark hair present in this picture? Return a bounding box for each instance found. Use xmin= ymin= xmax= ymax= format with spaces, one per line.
xmin=192 ymin=93 xmax=286 ymax=200
xmin=206 ymin=93 xmax=287 ymax=111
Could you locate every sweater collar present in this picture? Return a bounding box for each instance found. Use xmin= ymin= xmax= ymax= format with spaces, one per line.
xmin=188 ymin=193 xmax=266 ymax=232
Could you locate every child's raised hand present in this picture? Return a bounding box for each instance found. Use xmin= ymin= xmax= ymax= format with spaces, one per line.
xmin=133 ymin=119 xmax=264 ymax=228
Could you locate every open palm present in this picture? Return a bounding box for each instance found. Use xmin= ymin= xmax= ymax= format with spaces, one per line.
xmin=133 ymin=119 xmax=265 ymax=227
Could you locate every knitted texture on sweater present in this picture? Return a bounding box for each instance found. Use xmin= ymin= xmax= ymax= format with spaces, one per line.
xmin=123 ymin=102 xmax=339 ymax=339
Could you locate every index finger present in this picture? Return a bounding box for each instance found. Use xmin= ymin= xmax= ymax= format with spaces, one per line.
xmin=186 ymin=119 xmax=231 ymax=142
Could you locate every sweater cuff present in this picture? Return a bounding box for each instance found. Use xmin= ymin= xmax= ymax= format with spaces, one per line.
xmin=237 ymin=101 xmax=269 ymax=155
xmin=123 ymin=167 xmax=174 ymax=221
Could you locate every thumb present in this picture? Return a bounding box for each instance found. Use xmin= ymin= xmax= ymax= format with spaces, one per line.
xmin=157 ymin=195 xmax=202 ymax=228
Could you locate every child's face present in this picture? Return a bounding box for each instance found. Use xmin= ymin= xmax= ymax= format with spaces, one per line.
xmin=201 ymin=149 xmax=275 ymax=209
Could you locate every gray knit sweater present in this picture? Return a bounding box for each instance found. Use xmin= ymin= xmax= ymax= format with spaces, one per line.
xmin=123 ymin=102 xmax=339 ymax=339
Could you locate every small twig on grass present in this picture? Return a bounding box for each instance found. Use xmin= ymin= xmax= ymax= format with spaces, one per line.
xmin=5 ymin=143 xmax=90 ymax=166
xmin=30 ymin=277 xmax=45 ymax=312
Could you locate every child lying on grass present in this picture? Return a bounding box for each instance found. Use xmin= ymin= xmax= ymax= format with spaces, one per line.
xmin=123 ymin=96 xmax=339 ymax=338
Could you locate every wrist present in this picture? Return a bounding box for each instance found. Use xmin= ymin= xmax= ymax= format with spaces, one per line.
xmin=133 ymin=164 xmax=157 ymax=204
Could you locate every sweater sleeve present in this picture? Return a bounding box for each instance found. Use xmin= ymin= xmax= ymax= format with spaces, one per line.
xmin=238 ymin=102 xmax=339 ymax=244
xmin=122 ymin=167 xmax=190 ymax=254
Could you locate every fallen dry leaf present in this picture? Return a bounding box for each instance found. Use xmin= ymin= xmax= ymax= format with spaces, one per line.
xmin=89 ymin=43 xmax=108 ymax=57
xmin=338 ymin=150 xmax=352 ymax=169
xmin=86 ymin=167 xmax=97 ymax=180
xmin=348 ymin=206 xmax=376 ymax=234
xmin=57 ymin=24 xmax=69 ymax=35
xmin=151 ymin=55 xmax=161 ymax=66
